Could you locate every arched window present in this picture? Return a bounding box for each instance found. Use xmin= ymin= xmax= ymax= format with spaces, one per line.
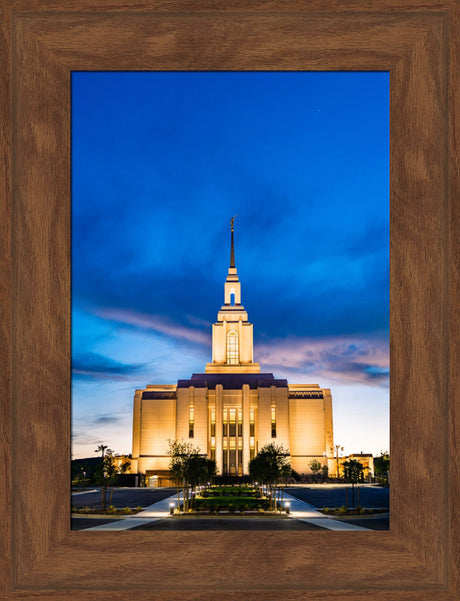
xmin=230 ymin=292 xmax=235 ymax=306
xmin=226 ymin=330 xmax=239 ymax=364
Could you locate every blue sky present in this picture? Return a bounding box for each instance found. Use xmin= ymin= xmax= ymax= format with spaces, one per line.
xmin=71 ymin=71 xmax=389 ymax=460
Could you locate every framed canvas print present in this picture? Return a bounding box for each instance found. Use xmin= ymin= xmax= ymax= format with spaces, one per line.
xmin=1 ymin=2 xmax=459 ymax=600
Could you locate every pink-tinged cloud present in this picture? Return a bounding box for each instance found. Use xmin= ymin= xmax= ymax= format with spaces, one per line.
xmin=96 ymin=308 xmax=211 ymax=346
xmin=255 ymin=335 xmax=389 ymax=387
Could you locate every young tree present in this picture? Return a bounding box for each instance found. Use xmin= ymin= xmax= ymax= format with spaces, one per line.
xmin=167 ymin=440 xmax=216 ymax=512
xmin=108 ymin=455 xmax=131 ymax=505
xmin=374 ymin=451 xmax=390 ymax=484
xmin=279 ymin=462 xmax=292 ymax=509
xmin=249 ymin=443 xmax=291 ymax=512
xmin=93 ymin=447 xmax=131 ymax=510
xmin=168 ymin=440 xmax=192 ymax=512
xmin=94 ymin=445 xmax=108 ymax=509
xmin=103 ymin=450 xmax=118 ymax=507
xmin=187 ymin=455 xmax=207 ymax=506
xmin=342 ymin=458 xmax=364 ymax=509
xmin=93 ymin=450 xmax=114 ymax=510
xmin=309 ymin=459 xmax=322 ymax=481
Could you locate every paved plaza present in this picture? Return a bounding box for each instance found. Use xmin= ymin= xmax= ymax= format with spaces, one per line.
xmin=71 ymin=484 xmax=389 ymax=531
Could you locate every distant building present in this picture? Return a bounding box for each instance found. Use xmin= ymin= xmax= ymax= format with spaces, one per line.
xmin=130 ymin=221 xmax=334 ymax=484
xmin=336 ymin=454 xmax=375 ymax=480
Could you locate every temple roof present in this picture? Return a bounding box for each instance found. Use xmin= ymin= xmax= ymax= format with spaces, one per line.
xmin=177 ymin=372 xmax=288 ymax=390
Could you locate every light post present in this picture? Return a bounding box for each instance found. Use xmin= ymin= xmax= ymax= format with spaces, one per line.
xmin=169 ymin=502 xmax=175 ymax=515
xmin=284 ymin=501 xmax=290 ymax=514
xmin=334 ymin=444 xmax=344 ymax=479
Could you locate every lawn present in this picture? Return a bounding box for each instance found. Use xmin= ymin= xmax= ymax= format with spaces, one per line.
xmin=176 ymin=485 xmax=288 ymax=514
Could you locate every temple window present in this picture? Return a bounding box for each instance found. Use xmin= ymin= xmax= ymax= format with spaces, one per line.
xmin=226 ymin=330 xmax=239 ymax=364
xmin=189 ymin=405 xmax=194 ymax=438
xmin=271 ymin=406 xmax=277 ymax=438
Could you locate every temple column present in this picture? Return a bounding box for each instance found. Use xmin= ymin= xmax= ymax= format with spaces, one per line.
xmin=215 ymin=384 xmax=223 ymax=475
xmin=242 ymin=384 xmax=250 ymax=475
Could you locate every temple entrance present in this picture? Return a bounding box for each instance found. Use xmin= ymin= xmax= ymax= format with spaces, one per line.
xmin=222 ymin=407 xmax=244 ymax=476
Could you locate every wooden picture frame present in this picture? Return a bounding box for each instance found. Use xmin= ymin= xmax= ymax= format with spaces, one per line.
xmin=1 ymin=2 xmax=458 ymax=600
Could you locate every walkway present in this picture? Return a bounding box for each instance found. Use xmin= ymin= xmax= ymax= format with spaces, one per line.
xmin=82 ymin=490 xmax=371 ymax=531
xmin=84 ymin=492 xmax=176 ymax=531
xmin=283 ymin=492 xmax=371 ymax=531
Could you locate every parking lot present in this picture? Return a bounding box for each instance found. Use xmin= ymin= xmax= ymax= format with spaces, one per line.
xmin=72 ymin=487 xmax=175 ymax=509
xmin=287 ymin=484 xmax=389 ymax=509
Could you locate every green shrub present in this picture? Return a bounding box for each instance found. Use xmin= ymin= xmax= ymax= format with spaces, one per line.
xmin=184 ymin=486 xmax=274 ymax=512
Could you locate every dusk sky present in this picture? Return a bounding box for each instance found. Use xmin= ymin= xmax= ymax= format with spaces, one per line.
xmin=71 ymin=71 xmax=389 ymax=460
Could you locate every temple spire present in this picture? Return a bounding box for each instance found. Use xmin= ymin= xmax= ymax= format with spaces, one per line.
xmin=230 ymin=215 xmax=237 ymax=268
xmin=206 ymin=216 xmax=260 ymax=373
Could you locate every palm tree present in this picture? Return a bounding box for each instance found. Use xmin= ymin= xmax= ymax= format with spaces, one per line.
xmin=94 ymin=444 xmax=108 ymax=509
xmin=95 ymin=444 xmax=107 ymax=459
xmin=333 ymin=444 xmax=344 ymax=478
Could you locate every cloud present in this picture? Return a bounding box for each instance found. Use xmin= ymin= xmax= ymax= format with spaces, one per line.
xmin=92 ymin=414 xmax=121 ymax=425
xmin=95 ymin=307 xmax=211 ymax=347
xmin=256 ymin=335 xmax=389 ymax=387
xmin=72 ymin=351 xmax=147 ymax=381
xmin=71 ymin=433 xmax=109 ymax=446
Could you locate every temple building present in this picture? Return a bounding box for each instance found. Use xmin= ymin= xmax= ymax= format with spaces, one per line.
xmin=130 ymin=221 xmax=334 ymax=483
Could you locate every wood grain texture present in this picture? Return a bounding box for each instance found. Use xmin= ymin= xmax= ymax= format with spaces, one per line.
xmin=0 ymin=1 xmax=458 ymax=600
xmin=448 ymin=3 xmax=460 ymax=595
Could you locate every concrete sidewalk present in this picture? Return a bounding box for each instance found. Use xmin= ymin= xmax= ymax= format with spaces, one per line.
xmin=71 ymin=489 xmax=97 ymax=497
xmin=283 ymin=492 xmax=371 ymax=531
xmin=84 ymin=490 xmax=372 ymax=532
xmin=84 ymin=492 xmax=177 ymax=531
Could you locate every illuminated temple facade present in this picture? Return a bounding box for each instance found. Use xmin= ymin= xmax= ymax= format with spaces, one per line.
xmin=130 ymin=223 xmax=334 ymax=482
